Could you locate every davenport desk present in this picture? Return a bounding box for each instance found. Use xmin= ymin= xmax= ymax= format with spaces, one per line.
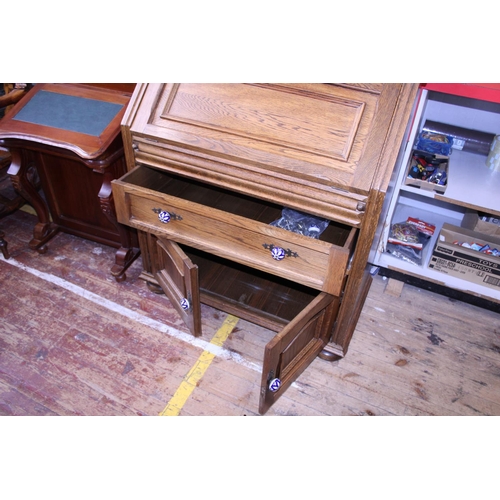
xmin=0 ymin=83 xmax=139 ymax=281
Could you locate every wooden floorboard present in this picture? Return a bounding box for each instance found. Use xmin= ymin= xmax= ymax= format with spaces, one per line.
xmin=1 ymin=208 xmax=500 ymax=416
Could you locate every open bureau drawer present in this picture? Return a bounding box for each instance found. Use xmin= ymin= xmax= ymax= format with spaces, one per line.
xmin=113 ymin=83 xmax=419 ymax=414
xmin=113 ymin=164 xmax=357 ymax=296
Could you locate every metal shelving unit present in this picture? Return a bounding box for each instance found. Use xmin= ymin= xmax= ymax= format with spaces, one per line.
xmin=371 ymin=84 xmax=500 ymax=303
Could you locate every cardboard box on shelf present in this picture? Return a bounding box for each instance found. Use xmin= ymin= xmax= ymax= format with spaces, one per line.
xmin=404 ymin=151 xmax=448 ymax=194
xmin=461 ymin=210 xmax=500 ymax=237
xmin=428 ymin=223 xmax=500 ymax=291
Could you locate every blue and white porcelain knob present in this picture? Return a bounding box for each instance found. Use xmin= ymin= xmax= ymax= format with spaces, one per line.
xmin=158 ymin=210 xmax=171 ymax=224
xmin=269 ymin=378 xmax=281 ymax=392
xmin=271 ymin=246 xmax=286 ymax=261
xmin=180 ymin=297 xmax=190 ymax=311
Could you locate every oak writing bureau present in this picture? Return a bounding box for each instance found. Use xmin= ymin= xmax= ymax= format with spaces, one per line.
xmin=112 ymin=83 xmax=418 ymax=413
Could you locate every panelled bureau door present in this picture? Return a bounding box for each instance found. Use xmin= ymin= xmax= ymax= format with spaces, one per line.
xmin=153 ymin=237 xmax=202 ymax=337
xmin=259 ymin=292 xmax=340 ymax=414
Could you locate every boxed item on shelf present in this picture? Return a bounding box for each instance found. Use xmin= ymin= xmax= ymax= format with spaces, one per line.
xmin=415 ymin=130 xmax=454 ymax=156
xmin=423 ymin=120 xmax=495 ymax=156
xmin=428 ymin=223 xmax=500 ymax=291
xmin=461 ymin=209 xmax=500 ymax=237
xmin=405 ymin=151 xmax=448 ymax=194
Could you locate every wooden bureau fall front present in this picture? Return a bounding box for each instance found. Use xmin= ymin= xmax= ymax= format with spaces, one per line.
xmin=111 ymin=83 xmax=418 ymax=414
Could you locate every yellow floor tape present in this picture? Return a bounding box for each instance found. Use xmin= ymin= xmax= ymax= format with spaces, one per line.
xmin=159 ymin=314 xmax=239 ymax=416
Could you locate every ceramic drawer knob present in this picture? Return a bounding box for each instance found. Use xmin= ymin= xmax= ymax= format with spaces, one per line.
xmin=180 ymin=297 xmax=190 ymax=311
xmin=263 ymin=243 xmax=299 ymax=260
xmin=271 ymin=246 xmax=286 ymax=261
xmin=152 ymin=208 xmax=183 ymax=223
xmin=158 ymin=210 xmax=171 ymax=223
xmin=269 ymin=378 xmax=281 ymax=392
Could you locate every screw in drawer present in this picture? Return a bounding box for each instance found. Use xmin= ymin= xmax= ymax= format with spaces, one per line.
xmin=356 ymin=201 xmax=367 ymax=212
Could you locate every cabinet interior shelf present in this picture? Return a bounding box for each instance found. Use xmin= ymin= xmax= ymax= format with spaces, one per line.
xmin=185 ymin=245 xmax=319 ymax=332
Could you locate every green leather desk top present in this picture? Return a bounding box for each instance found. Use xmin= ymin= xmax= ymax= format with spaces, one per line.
xmin=12 ymin=90 xmax=124 ymax=137
xmin=0 ymin=84 xmax=132 ymax=159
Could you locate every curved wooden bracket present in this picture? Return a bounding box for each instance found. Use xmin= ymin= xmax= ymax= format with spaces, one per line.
xmin=7 ymin=148 xmax=58 ymax=253
xmin=99 ymin=171 xmax=140 ymax=281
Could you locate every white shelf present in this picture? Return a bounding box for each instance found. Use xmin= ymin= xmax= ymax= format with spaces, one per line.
xmin=377 ymin=249 xmax=500 ymax=303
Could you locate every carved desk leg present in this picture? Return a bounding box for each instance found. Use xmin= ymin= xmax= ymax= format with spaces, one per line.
xmin=99 ymin=171 xmax=140 ymax=282
xmin=7 ymin=149 xmax=58 ymax=254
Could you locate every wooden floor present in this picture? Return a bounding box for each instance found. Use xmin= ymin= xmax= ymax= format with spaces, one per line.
xmin=1 ymin=207 xmax=500 ymax=416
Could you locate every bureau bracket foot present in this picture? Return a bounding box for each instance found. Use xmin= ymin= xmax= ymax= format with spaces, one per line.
xmin=146 ymin=280 xmax=164 ymax=294
xmin=318 ymin=349 xmax=342 ymax=362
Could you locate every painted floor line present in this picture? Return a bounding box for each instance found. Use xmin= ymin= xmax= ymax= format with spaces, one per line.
xmin=1 ymin=257 xmax=260 ymax=372
xmin=159 ymin=314 xmax=239 ymax=416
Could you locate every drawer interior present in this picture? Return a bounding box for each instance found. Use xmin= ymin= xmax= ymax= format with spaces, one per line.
xmin=184 ymin=244 xmax=320 ymax=332
xmin=125 ymin=165 xmax=353 ymax=247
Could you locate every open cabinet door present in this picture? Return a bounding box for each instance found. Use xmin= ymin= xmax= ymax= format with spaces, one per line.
xmin=153 ymin=237 xmax=202 ymax=337
xmin=259 ymin=292 xmax=340 ymax=414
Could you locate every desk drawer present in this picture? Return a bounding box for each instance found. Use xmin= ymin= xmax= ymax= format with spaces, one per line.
xmin=112 ymin=165 xmax=356 ymax=295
